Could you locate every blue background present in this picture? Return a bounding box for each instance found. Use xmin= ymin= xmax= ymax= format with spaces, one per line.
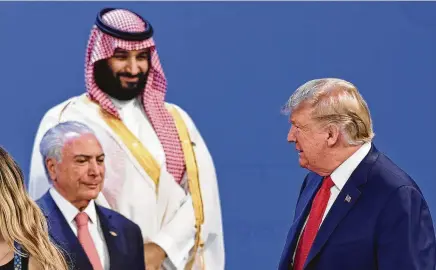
xmin=1 ymin=2 xmax=436 ymax=269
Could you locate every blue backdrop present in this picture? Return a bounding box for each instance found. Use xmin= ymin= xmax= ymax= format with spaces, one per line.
xmin=1 ymin=2 xmax=436 ymax=269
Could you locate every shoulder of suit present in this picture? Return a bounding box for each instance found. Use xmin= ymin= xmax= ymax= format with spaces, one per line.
xmin=35 ymin=192 xmax=52 ymax=215
xmin=98 ymin=205 xmax=140 ymax=228
xmin=369 ymin=152 xmax=419 ymax=191
xmin=35 ymin=198 xmax=45 ymax=211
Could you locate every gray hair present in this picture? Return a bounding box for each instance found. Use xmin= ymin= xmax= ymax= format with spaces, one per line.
xmin=282 ymin=78 xmax=374 ymax=145
xmin=39 ymin=121 xmax=96 ymax=180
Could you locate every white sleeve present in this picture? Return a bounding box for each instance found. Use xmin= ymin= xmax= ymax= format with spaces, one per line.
xmin=148 ymin=168 xmax=196 ymax=270
xmin=193 ymin=129 xmax=225 ymax=270
xmin=172 ymin=104 xmax=225 ymax=269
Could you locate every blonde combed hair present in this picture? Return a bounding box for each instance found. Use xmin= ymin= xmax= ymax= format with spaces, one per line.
xmin=0 ymin=146 xmax=68 ymax=270
xmin=284 ymin=78 xmax=374 ymax=145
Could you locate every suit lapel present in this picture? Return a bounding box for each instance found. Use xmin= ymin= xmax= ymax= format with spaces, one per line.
xmin=96 ymin=206 xmax=122 ymax=270
xmin=279 ymin=175 xmax=324 ymax=269
xmin=304 ymin=144 xmax=380 ymax=268
xmin=38 ymin=192 xmax=92 ymax=270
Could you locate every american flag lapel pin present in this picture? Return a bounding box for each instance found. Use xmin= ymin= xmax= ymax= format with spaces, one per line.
xmin=345 ymin=195 xmax=352 ymax=203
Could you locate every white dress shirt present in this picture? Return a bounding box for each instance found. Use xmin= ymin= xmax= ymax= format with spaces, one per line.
xmin=50 ymin=188 xmax=110 ymax=270
xmin=293 ymin=142 xmax=372 ymax=259
xmin=323 ymin=142 xmax=371 ymax=222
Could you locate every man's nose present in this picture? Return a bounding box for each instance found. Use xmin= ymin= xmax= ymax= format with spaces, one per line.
xmin=126 ymin=58 xmax=140 ymax=75
xmin=287 ymin=126 xmax=296 ymax=143
xmin=88 ymin=159 xmax=99 ymax=175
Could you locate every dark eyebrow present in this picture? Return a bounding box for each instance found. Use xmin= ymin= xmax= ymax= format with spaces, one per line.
xmin=113 ymin=48 xmax=128 ymax=54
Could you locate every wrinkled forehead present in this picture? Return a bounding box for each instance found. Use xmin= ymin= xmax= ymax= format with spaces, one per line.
xmin=102 ymin=9 xmax=146 ymax=33
xmin=62 ymin=133 xmax=103 ymax=155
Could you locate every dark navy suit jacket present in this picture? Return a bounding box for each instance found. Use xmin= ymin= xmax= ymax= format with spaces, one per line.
xmin=278 ymin=144 xmax=436 ymax=270
xmin=37 ymin=191 xmax=145 ymax=270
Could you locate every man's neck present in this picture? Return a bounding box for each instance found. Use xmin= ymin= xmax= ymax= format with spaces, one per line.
xmin=321 ymin=144 xmax=364 ymax=176
xmin=73 ymin=200 xmax=91 ymax=212
xmin=53 ymin=186 xmax=91 ymax=211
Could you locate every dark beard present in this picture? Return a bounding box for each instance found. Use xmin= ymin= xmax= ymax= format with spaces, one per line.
xmin=93 ymin=60 xmax=148 ymax=101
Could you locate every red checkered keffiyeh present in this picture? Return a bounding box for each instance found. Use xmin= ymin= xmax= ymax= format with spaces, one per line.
xmin=85 ymin=9 xmax=186 ymax=183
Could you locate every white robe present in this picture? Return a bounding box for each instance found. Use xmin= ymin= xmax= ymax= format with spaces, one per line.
xmin=28 ymin=95 xmax=225 ymax=270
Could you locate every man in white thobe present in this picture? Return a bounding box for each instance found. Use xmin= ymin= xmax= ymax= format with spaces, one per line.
xmin=28 ymin=7 xmax=224 ymax=270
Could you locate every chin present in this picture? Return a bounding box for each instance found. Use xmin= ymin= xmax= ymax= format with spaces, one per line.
xmin=83 ymin=189 xmax=101 ymax=200
xmin=299 ymin=164 xmax=306 ymax=169
xmin=298 ymin=159 xmax=308 ymax=169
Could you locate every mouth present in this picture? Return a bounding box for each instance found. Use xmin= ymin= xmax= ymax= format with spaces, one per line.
xmin=84 ymin=183 xmax=100 ymax=189
xmin=121 ymin=76 xmax=139 ymax=83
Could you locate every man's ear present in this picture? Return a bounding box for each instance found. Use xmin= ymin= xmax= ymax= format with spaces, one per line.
xmin=326 ymin=124 xmax=340 ymax=147
xmin=45 ymin=158 xmax=57 ymax=182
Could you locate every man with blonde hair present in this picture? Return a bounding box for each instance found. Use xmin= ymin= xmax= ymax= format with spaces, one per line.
xmin=278 ymin=78 xmax=436 ymax=270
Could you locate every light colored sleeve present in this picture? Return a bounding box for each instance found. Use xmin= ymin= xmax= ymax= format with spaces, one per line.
xmin=192 ymin=127 xmax=225 ymax=270
xmin=148 ymin=168 xmax=196 ymax=270
xmin=167 ymin=104 xmax=225 ymax=269
xmin=28 ymin=111 xmax=60 ymax=199
xmin=188 ymin=115 xmax=225 ymax=270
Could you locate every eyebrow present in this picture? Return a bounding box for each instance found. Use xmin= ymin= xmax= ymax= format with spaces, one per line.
xmin=74 ymin=154 xmax=105 ymax=159
xmin=113 ymin=49 xmax=128 ymax=54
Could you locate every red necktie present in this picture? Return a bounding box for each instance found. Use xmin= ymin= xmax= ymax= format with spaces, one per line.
xmin=293 ymin=176 xmax=334 ymax=270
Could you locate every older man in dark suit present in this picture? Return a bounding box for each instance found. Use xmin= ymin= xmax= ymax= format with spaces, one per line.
xmin=279 ymin=78 xmax=436 ymax=270
xmin=36 ymin=121 xmax=145 ymax=270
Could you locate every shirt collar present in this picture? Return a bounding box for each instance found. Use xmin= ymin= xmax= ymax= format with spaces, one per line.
xmin=330 ymin=142 xmax=371 ymax=191
xmin=82 ymin=199 xmax=98 ymax=224
xmin=49 ymin=187 xmax=98 ymax=224
xmin=109 ymin=96 xmax=139 ymax=110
